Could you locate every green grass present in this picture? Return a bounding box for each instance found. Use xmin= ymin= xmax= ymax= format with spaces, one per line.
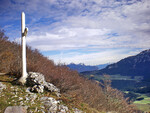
xmin=84 ymin=74 xmax=142 ymax=81
xmin=0 ymin=75 xmax=47 ymax=112
xmin=133 ymin=94 xmax=150 ymax=112
xmin=134 ymin=104 xmax=150 ymax=112
xmin=134 ymin=95 xmax=150 ymax=104
xmin=123 ymin=91 xmax=129 ymax=93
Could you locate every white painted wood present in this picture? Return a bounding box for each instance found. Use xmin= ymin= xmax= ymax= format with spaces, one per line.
xmin=18 ymin=12 xmax=28 ymax=85
xmin=22 ymin=12 xmax=27 ymax=78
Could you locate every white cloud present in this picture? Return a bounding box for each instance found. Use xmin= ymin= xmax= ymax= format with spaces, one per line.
xmin=49 ymin=49 xmax=141 ymax=65
xmin=1 ymin=0 xmax=150 ymax=65
xmin=26 ymin=27 xmax=111 ymax=51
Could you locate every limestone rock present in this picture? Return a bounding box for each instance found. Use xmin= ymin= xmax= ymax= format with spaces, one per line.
xmin=73 ymin=108 xmax=84 ymax=113
xmin=27 ymin=72 xmax=45 ymax=86
xmin=44 ymin=82 xmax=59 ymax=92
xmin=58 ymin=105 xmax=69 ymax=113
xmin=31 ymin=85 xmax=44 ymax=93
xmin=4 ymin=106 xmax=27 ymax=113
xmin=40 ymin=97 xmax=70 ymax=113
xmin=40 ymin=97 xmax=60 ymax=113
xmin=25 ymin=87 xmax=33 ymax=94
xmin=26 ymin=93 xmax=37 ymax=102
xmin=27 ymin=72 xmax=60 ymax=96
xmin=44 ymin=82 xmax=60 ymax=97
xmin=0 ymin=82 xmax=6 ymax=91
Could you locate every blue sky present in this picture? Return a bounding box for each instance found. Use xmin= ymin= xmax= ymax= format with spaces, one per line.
xmin=0 ymin=0 xmax=150 ymax=65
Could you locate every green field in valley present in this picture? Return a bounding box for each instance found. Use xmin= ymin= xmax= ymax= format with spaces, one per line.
xmin=133 ymin=94 xmax=150 ymax=112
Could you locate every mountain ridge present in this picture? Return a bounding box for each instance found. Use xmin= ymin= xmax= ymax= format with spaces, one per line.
xmin=81 ymin=49 xmax=150 ymax=80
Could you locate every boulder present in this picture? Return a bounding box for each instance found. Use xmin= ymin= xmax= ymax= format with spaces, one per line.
xmin=44 ymin=82 xmax=60 ymax=97
xmin=27 ymin=72 xmax=45 ymax=86
xmin=44 ymin=82 xmax=59 ymax=92
xmin=4 ymin=106 xmax=27 ymax=113
xmin=27 ymin=72 xmax=60 ymax=96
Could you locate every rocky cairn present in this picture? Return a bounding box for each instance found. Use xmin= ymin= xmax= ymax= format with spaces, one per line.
xmin=27 ymin=72 xmax=60 ymax=97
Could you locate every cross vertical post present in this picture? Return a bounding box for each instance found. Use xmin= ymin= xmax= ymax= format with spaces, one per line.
xmin=18 ymin=12 xmax=28 ymax=85
xmin=22 ymin=12 xmax=27 ymax=79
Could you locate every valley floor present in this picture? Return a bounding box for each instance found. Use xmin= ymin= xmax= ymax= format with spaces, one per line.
xmin=133 ymin=93 xmax=150 ymax=112
xmin=82 ymin=74 xmax=150 ymax=112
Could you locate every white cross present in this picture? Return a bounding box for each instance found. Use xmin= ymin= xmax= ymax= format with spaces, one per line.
xmin=18 ymin=12 xmax=28 ymax=85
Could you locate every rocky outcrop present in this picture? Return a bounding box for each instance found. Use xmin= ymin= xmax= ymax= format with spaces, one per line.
xmin=25 ymin=72 xmax=83 ymax=112
xmin=40 ymin=97 xmax=72 ymax=113
xmin=0 ymin=73 xmax=84 ymax=113
xmin=40 ymin=97 xmax=59 ymax=112
xmin=25 ymin=72 xmax=84 ymax=113
xmin=4 ymin=106 xmax=27 ymax=113
xmin=27 ymin=72 xmax=60 ymax=96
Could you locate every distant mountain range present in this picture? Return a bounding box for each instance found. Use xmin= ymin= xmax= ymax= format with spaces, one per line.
xmin=97 ymin=64 xmax=109 ymax=70
xmin=67 ymin=63 xmax=109 ymax=72
xmin=67 ymin=63 xmax=98 ymax=72
xmin=81 ymin=49 xmax=150 ymax=81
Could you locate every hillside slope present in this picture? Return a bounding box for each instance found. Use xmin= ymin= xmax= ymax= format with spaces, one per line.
xmin=0 ymin=74 xmax=94 ymax=113
xmin=0 ymin=29 xmax=138 ymax=112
